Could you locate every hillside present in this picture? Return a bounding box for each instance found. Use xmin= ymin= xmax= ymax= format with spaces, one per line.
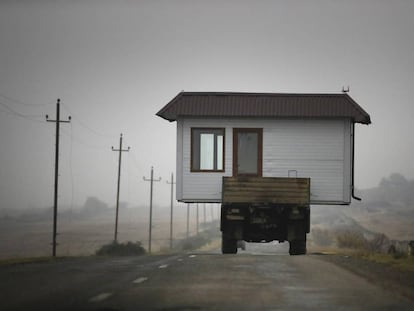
xmin=309 ymin=173 xmax=414 ymax=252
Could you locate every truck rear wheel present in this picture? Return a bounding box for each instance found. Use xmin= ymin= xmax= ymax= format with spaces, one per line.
xmin=289 ymin=239 xmax=306 ymax=255
xmin=222 ymin=234 xmax=237 ymax=254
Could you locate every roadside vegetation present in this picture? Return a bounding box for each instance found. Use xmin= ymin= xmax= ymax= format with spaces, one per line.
xmin=170 ymin=221 xmax=220 ymax=252
xmin=95 ymin=221 xmax=220 ymax=256
xmin=311 ymin=227 xmax=414 ymax=272
xmin=95 ymin=241 xmax=146 ymax=256
xmin=0 ymin=256 xmax=64 ymax=266
xmin=310 ymin=222 xmax=414 ymax=300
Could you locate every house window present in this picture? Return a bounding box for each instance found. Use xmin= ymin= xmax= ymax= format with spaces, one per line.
xmin=191 ymin=128 xmax=225 ymax=172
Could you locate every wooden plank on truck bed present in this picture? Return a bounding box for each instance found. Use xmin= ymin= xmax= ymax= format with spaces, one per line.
xmin=222 ymin=177 xmax=310 ymax=205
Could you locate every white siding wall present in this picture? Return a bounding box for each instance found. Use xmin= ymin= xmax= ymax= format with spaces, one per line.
xmin=176 ymin=121 xmax=184 ymax=200
xmin=176 ymin=118 xmax=352 ymax=205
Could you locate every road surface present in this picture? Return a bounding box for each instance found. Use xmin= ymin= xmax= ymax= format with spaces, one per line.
xmin=1 ymin=244 xmax=412 ymax=310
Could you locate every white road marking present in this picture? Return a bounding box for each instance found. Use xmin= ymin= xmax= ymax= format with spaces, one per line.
xmin=177 ymin=258 xmax=183 ymax=262
xmin=133 ymin=277 xmax=148 ymax=284
xmin=88 ymin=292 xmax=113 ymax=303
xmin=189 ymin=255 xmax=197 ymax=258
xmin=159 ymin=264 xmax=168 ymax=269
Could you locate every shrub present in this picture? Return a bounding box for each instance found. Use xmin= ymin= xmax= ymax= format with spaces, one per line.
xmin=336 ymin=230 xmax=367 ymax=249
xmin=95 ymin=241 xmax=146 ymax=256
xmin=311 ymin=228 xmax=334 ymax=246
xmin=367 ymin=233 xmax=389 ymax=252
xmin=175 ymin=225 xmax=220 ymax=251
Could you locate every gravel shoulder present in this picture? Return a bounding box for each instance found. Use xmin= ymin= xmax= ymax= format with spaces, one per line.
xmin=318 ymin=253 xmax=414 ymax=301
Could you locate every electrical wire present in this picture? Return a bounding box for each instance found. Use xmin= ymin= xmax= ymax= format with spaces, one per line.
xmin=0 ymin=101 xmax=45 ymax=123
xmin=60 ymin=127 xmax=108 ymax=150
xmin=61 ymin=103 xmax=114 ymax=140
xmin=127 ymin=150 xmax=142 ymax=171
xmin=0 ymin=92 xmax=55 ymax=107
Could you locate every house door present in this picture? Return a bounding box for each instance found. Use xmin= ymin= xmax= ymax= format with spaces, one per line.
xmin=233 ymin=128 xmax=263 ymax=177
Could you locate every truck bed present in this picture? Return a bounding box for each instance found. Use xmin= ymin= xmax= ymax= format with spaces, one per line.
xmin=222 ymin=177 xmax=310 ymax=205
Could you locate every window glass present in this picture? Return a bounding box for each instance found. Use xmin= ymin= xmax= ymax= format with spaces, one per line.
xmin=216 ymin=135 xmax=223 ymax=170
xmin=200 ymin=134 xmax=214 ymax=170
xmin=237 ymin=132 xmax=258 ymax=174
xmin=191 ymin=128 xmax=224 ymax=171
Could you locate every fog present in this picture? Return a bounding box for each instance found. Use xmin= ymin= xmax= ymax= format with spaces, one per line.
xmin=1 ymin=0 xmax=414 ymax=211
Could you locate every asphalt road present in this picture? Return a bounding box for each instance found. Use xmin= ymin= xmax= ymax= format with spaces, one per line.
xmin=1 ymin=244 xmax=413 ymax=311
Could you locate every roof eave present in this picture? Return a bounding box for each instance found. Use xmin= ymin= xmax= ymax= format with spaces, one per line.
xmin=160 ymin=113 xmax=371 ymax=124
xmin=155 ymin=91 xmax=184 ymax=121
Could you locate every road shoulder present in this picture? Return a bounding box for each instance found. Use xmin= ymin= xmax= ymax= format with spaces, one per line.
xmin=317 ymin=253 xmax=414 ymax=301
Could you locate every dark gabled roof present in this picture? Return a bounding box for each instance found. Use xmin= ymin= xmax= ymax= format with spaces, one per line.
xmin=156 ymin=92 xmax=371 ymax=124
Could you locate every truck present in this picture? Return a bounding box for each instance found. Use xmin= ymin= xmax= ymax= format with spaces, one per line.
xmin=221 ymin=176 xmax=310 ymax=255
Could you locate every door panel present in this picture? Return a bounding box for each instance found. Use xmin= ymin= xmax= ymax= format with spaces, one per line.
xmin=233 ymin=128 xmax=263 ymax=177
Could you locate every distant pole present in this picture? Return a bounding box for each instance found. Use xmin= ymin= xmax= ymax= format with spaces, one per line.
xmin=217 ymin=204 xmax=220 ymax=220
xmin=210 ymin=204 xmax=214 ymax=222
xmin=203 ymin=203 xmax=206 ymax=224
xmin=186 ymin=203 xmax=190 ymax=238
xmin=111 ymin=133 xmax=130 ymax=243
xmin=196 ymin=203 xmax=199 ymax=234
xmin=143 ymin=167 xmax=161 ymax=254
xmin=46 ymin=99 xmax=71 ymax=257
xmin=166 ymin=173 xmax=176 ymax=250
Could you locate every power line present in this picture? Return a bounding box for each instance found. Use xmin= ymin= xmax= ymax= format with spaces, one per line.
xmin=60 ymin=127 xmax=108 ymax=150
xmin=0 ymin=94 xmax=113 ymax=141
xmin=0 ymin=101 xmax=45 ymax=123
xmin=128 ymin=150 xmax=145 ymax=172
xmin=0 ymin=92 xmax=55 ymax=107
xmin=61 ymin=103 xmax=113 ymax=139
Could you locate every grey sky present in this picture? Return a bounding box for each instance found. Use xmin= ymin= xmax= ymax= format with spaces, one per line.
xmin=1 ymin=0 xmax=413 ymax=210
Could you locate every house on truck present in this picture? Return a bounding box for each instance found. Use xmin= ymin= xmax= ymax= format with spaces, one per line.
xmin=156 ymin=92 xmax=371 ymax=254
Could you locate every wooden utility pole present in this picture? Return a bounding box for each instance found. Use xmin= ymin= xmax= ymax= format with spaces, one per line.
xmin=143 ymin=167 xmax=161 ymax=253
xmin=166 ymin=173 xmax=175 ymax=250
xmin=196 ymin=203 xmax=199 ymax=234
xmin=111 ymin=133 xmax=130 ymax=243
xmin=186 ymin=203 xmax=190 ymax=238
xmin=46 ymin=99 xmax=71 ymax=257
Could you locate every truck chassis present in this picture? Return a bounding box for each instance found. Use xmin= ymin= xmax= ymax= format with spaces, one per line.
xmin=220 ymin=177 xmax=311 ymax=255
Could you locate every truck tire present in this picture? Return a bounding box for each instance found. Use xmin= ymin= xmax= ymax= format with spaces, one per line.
xmin=237 ymin=240 xmax=246 ymax=251
xmin=289 ymin=239 xmax=306 ymax=255
xmin=222 ymin=234 xmax=237 ymax=254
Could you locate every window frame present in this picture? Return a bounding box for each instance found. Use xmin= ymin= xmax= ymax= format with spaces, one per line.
xmin=191 ymin=127 xmax=225 ymax=173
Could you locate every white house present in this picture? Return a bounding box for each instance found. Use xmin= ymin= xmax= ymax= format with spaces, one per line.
xmin=157 ymin=92 xmax=371 ymax=205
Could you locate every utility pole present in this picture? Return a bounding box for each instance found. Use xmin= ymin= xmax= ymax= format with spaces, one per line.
xmin=210 ymin=204 xmax=214 ymax=222
xmin=203 ymin=203 xmax=206 ymax=224
xmin=218 ymin=204 xmax=221 ymax=227
xmin=143 ymin=166 xmax=161 ymax=254
xmin=166 ymin=173 xmax=175 ymax=250
xmin=46 ymin=99 xmax=71 ymax=257
xmin=111 ymin=133 xmax=130 ymax=243
xmin=196 ymin=203 xmax=199 ymax=234
xmin=186 ymin=203 xmax=190 ymax=239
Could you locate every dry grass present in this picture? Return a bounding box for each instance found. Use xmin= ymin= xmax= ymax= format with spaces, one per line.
xmin=0 ymin=256 xmax=58 ymax=266
xmin=357 ymin=252 xmax=414 ymax=272
xmin=197 ymin=238 xmax=221 ymax=252
xmin=0 ymin=212 xmax=220 ymax=259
